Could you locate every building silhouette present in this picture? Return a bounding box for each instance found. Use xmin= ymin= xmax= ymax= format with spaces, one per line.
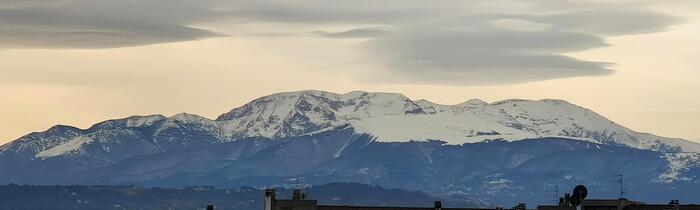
xmin=264 ymin=188 xmax=521 ymax=210
xmin=259 ymin=188 xmax=700 ymax=210
xmin=538 ymin=199 xmax=700 ymax=210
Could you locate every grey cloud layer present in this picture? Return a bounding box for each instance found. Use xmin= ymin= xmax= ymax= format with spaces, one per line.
xmin=0 ymin=0 xmax=684 ymax=85
xmin=501 ymin=9 xmax=683 ymax=36
xmin=0 ymin=0 xmax=225 ymax=48
xmin=314 ymin=28 xmax=392 ymax=38
xmin=221 ymin=0 xmax=680 ymax=85
xmin=361 ymin=29 xmax=612 ymax=85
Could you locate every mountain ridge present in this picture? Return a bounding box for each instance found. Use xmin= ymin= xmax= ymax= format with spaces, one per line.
xmin=3 ymin=90 xmax=699 ymax=156
xmin=2 ymin=91 xmax=700 ymax=205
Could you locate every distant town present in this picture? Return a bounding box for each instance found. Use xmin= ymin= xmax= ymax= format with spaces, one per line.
xmin=260 ymin=185 xmax=700 ymax=210
xmin=1 ymin=178 xmax=700 ymax=210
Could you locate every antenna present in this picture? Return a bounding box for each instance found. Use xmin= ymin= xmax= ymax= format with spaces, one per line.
xmin=554 ymin=184 xmax=559 ymax=205
xmin=615 ymin=174 xmax=624 ymax=199
xmin=294 ymin=177 xmax=304 ymax=190
xmin=291 ymin=177 xmax=309 ymax=200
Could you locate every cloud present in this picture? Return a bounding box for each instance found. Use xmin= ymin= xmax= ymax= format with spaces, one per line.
xmin=489 ymin=19 xmax=552 ymax=32
xmin=0 ymin=0 xmax=71 ymax=8
xmin=0 ymin=0 xmax=686 ymax=85
xmin=362 ymin=28 xmax=612 ymax=85
xmin=313 ymin=28 xmax=392 ymax=38
xmin=215 ymin=0 xmax=682 ymax=85
xmin=222 ymin=0 xmax=465 ymax=24
xmin=500 ymin=9 xmax=683 ymax=36
xmin=0 ymin=0 xmax=226 ymax=49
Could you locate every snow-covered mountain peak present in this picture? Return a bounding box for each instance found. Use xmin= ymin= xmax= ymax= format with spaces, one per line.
xmin=210 ymin=90 xmax=700 ymax=153
xmin=5 ymin=91 xmax=700 ymax=192
xmin=458 ymin=98 xmax=489 ymax=106
xmin=215 ymin=90 xmax=422 ymax=123
xmin=2 ymin=124 xmax=84 ymax=154
xmin=43 ymin=125 xmax=83 ymax=135
xmin=492 ymin=99 xmax=613 ymax=133
xmin=125 ymin=115 xmax=166 ymax=127
xmin=491 ymin=99 xmax=582 ymax=111
xmin=5 ymin=90 xmax=700 ymax=159
xmin=339 ymin=90 xmax=409 ymax=99
xmin=214 ymin=90 xmax=424 ymax=139
xmin=169 ymin=113 xmax=210 ymax=123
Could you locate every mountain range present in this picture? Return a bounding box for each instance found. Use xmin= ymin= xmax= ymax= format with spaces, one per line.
xmin=1 ymin=90 xmax=699 ymax=205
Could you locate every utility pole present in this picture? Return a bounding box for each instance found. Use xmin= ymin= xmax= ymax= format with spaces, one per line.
xmin=555 ymin=184 xmax=559 ymax=205
xmin=615 ymin=174 xmax=624 ymax=199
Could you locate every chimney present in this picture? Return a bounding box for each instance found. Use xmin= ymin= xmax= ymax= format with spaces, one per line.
xmin=206 ymin=204 xmax=215 ymax=210
xmin=434 ymin=201 xmax=442 ymax=210
xmin=301 ymin=190 xmax=308 ymax=200
xmin=559 ymin=197 xmax=566 ymax=206
xmin=293 ymin=189 xmax=302 ymax=200
xmin=265 ymin=189 xmax=276 ymax=210
xmin=564 ymin=193 xmax=572 ymax=207
xmin=670 ymin=200 xmax=680 ymax=210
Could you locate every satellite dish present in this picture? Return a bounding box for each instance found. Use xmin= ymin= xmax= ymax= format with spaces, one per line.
xmin=570 ymin=185 xmax=588 ymax=207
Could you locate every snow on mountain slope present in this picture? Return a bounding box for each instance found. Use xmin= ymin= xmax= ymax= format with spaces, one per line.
xmin=659 ymin=152 xmax=700 ymax=183
xmin=214 ymin=90 xmax=700 ymax=153
xmin=7 ymin=114 xmax=222 ymax=159
xmin=6 ymin=90 xmax=700 ymax=159
xmin=491 ymin=99 xmax=700 ymax=153
xmin=1 ymin=125 xmax=83 ymax=155
xmin=36 ymin=135 xmax=94 ymax=158
xmin=125 ymin=115 xmax=166 ymax=127
xmin=216 ymin=90 xmax=425 ymax=139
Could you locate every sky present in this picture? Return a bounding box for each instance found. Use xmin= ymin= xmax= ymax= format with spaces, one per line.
xmin=1 ymin=0 xmax=699 ymax=144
